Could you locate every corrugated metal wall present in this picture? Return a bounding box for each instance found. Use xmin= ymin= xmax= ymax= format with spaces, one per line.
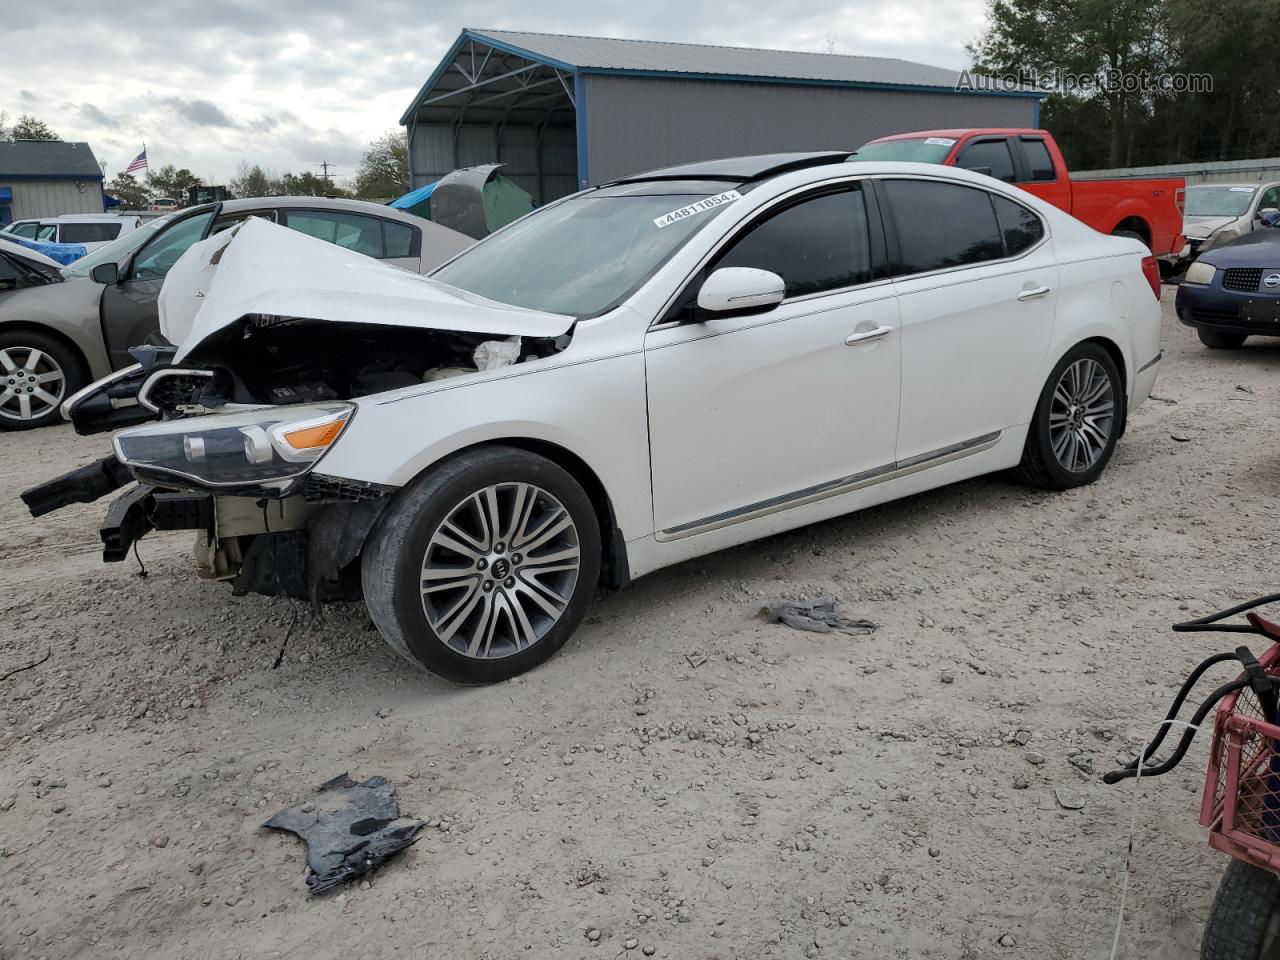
xmin=408 ymin=122 xmax=577 ymax=204
xmin=1074 ymin=157 xmax=1280 ymax=185
xmin=582 ymin=75 xmax=1038 ymax=184
xmin=0 ymin=179 xmax=104 ymax=221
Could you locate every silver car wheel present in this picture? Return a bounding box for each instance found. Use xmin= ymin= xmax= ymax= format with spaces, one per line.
xmin=420 ymin=482 xmax=581 ymax=660
xmin=1049 ymin=357 xmax=1115 ymax=472
xmin=0 ymin=346 xmax=66 ymax=422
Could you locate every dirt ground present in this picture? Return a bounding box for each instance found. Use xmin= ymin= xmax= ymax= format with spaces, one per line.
xmin=2 ymin=289 xmax=1278 ymax=959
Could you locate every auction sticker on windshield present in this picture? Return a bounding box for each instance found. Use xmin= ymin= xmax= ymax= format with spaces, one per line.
xmin=924 ymin=137 xmax=957 ymax=146
xmin=653 ymin=190 xmax=742 ymax=229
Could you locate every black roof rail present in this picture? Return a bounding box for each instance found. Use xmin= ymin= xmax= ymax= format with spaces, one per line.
xmin=606 ymin=151 xmax=852 ymax=186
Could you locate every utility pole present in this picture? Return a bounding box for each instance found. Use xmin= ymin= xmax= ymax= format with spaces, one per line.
xmin=317 ymin=161 xmax=334 ymax=183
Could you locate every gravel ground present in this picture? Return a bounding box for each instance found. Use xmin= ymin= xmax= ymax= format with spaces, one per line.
xmin=2 ymin=289 xmax=1279 ymax=959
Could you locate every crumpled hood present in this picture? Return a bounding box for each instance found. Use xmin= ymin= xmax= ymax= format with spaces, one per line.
xmin=160 ymin=217 xmax=574 ymax=362
xmin=1184 ymin=215 xmax=1238 ymax=238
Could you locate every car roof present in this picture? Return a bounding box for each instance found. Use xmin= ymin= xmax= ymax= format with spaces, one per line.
xmin=867 ymin=128 xmax=1044 ymax=142
xmin=219 ymin=195 xmax=427 ymax=226
xmin=1186 ymin=182 xmax=1264 ymax=190
xmin=608 ymin=152 xmax=853 ymax=185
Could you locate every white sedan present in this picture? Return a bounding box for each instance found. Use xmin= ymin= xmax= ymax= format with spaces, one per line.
xmin=33 ymin=153 xmax=1163 ymax=683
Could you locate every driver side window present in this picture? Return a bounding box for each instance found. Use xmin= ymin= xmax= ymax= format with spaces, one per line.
xmin=1258 ymin=186 xmax=1280 ymax=212
xmin=130 ymin=211 xmax=214 ymax=282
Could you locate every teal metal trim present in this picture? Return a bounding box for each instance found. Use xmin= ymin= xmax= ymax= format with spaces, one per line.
xmin=0 ymin=173 xmax=104 ymax=181
xmin=576 ymin=66 xmax=1046 ymax=100
xmin=574 ymin=73 xmax=589 ymax=189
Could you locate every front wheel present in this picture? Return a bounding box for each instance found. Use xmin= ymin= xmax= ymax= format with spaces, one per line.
xmin=1199 ymin=328 xmax=1248 ymax=349
xmin=1202 ymin=859 xmax=1280 ymax=960
xmin=1016 ymin=342 xmax=1123 ymax=490
xmin=0 ymin=330 xmax=84 ymax=430
xmin=361 ymin=446 xmax=601 ymax=683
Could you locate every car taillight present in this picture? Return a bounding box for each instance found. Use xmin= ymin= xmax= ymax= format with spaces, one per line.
xmin=1141 ymin=256 xmax=1161 ymax=299
xmin=1175 ymin=187 xmax=1186 ymax=215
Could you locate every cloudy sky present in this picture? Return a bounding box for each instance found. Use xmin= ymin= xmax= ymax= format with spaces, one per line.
xmin=1 ymin=0 xmax=988 ymax=185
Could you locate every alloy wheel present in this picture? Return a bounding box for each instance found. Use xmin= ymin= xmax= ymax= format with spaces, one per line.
xmin=419 ymin=482 xmax=582 ymax=659
xmin=1049 ymin=357 xmax=1115 ymax=472
xmin=0 ymin=346 xmax=66 ymax=422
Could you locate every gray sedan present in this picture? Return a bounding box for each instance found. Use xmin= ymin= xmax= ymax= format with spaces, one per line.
xmin=0 ymin=196 xmax=473 ymax=429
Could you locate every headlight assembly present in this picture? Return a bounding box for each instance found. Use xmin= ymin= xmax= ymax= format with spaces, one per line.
xmin=1184 ymin=261 xmax=1217 ymax=285
xmin=112 ymin=402 xmax=353 ymax=490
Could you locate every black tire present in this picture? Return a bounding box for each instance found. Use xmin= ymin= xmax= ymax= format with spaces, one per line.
xmin=1199 ymin=328 xmax=1248 ymax=349
xmin=1016 ymin=342 xmax=1123 ymax=490
xmin=0 ymin=329 xmax=85 ymax=431
xmin=1201 ymin=860 xmax=1280 ymax=960
xmin=1112 ymin=228 xmax=1151 ymax=251
xmin=361 ymin=445 xmax=601 ymax=684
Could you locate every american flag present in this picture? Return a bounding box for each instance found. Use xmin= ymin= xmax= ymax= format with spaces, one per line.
xmin=125 ymin=148 xmax=148 ymax=174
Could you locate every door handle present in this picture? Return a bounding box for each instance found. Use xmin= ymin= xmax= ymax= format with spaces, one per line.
xmin=844 ymin=325 xmax=893 ymax=345
xmin=1017 ymin=286 xmax=1052 ymax=301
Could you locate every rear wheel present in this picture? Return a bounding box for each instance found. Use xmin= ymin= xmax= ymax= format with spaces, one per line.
xmin=1201 ymin=859 xmax=1280 ymax=960
xmin=0 ymin=330 xmax=83 ymax=430
xmin=361 ymin=446 xmax=601 ymax=683
xmin=1199 ymin=328 xmax=1248 ymax=349
xmin=1016 ymin=342 xmax=1122 ymax=490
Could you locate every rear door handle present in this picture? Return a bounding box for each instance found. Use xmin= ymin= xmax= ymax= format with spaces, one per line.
xmin=1017 ymin=286 xmax=1052 ymax=301
xmin=845 ymin=325 xmax=894 ymax=345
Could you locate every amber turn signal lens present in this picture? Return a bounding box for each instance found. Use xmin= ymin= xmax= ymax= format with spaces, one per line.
xmin=281 ymin=420 xmax=345 ymax=450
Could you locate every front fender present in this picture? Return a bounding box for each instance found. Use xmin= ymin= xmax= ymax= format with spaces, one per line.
xmin=315 ymin=351 xmax=654 ymax=542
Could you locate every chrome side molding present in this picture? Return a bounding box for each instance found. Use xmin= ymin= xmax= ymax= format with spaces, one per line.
xmin=658 ymin=430 xmax=1002 ymax=541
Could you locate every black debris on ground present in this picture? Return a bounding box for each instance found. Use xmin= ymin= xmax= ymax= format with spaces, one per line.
xmin=759 ymin=597 xmax=878 ymax=635
xmin=263 ymin=773 xmax=424 ymax=896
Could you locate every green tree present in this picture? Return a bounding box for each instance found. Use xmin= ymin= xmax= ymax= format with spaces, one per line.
xmin=969 ymin=0 xmax=1171 ymax=167
xmin=106 ymin=172 xmax=149 ymax=210
xmin=8 ymin=114 xmax=59 ymax=141
xmin=353 ymin=130 xmax=408 ymax=199
xmin=280 ymin=170 xmax=347 ymax=197
xmin=146 ymin=164 xmax=201 ymax=202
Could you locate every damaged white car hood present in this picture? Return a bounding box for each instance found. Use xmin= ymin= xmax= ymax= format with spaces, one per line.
xmin=160 ymin=217 xmax=574 ymax=361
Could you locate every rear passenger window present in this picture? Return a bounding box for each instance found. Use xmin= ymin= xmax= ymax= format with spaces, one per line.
xmin=1021 ymin=140 xmax=1056 ymax=182
xmin=991 ymin=195 xmax=1045 ymax=256
xmin=383 ymin=220 xmax=415 ymax=258
xmin=715 ymin=188 xmax=872 ymax=297
xmin=883 ymin=180 xmax=1005 ymax=274
xmin=59 ymin=223 xmax=122 ymax=243
xmin=957 ymin=139 xmax=1016 ymax=183
xmin=285 ymin=211 xmax=385 ymax=258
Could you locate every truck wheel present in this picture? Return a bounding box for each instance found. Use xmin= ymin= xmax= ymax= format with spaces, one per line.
xmin=361 ymin=446 xmax=601 ymax=684
xmin=1201 ymin=859 xmax=1280 ymax=960
xmin=0 ymin=330 xmax=84 ymax=431
xmin=1199 ymin=329 xmax=1248 ymax=349
xmin=1016 ymin=342 xmax=1122 ymax=490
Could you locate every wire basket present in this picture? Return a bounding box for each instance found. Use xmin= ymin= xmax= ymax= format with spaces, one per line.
xmin=1200 ymin=639 xmax=1280 ymax=870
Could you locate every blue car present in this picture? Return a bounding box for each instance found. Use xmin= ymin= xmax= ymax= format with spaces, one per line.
xmin=1176 ymin=226 xmax=1280 ymax=348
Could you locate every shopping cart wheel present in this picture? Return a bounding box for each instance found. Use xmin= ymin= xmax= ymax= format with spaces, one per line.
xmin=1202 ymin=859 xmax=1280 ymax=959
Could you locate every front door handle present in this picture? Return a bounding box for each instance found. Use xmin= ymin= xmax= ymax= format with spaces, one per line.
xmin=1017 ymin=285 xmax=1052 ymax=301
xmin=845 ymin=324 xmax=894 ymax=345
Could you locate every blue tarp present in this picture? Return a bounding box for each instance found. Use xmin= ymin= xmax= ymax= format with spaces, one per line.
xmin=9 ymin=235 xmax=88 ymax=265
xmin=388 ymin=182 xmax=437 ymax=210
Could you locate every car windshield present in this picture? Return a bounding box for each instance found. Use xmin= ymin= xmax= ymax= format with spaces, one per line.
xmin=852 ymin=138 xmax=956 ymax=163
xmin=1185 ymin=186 xmax=1256 ymax=217
xmin=430 ymin=190 xmax=734 ymax=317
xmin=62 ymin=215 xmax=172 ymax=277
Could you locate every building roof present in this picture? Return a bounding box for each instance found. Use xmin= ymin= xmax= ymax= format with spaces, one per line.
xmin=0 ymin=140 xmax=103 ymax=179
xmin=474 ymin=29 xmax=974 ymax=90
xmin=402 ymin=29 xmax=1043 ymax=127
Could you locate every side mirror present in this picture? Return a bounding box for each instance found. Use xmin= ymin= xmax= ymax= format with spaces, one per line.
xmin=90 ymin=262 xmax=119 ymax=285
xmin=696 ymin=267 xmax=786 ymax=316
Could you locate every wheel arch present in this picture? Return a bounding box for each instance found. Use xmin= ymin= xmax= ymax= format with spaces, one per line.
xmin=1111 ymin=216 xmax=1152 ymax=248
xmin=402 ymin=437 xmax=630 ymax=590
xmin=0 ymin=320 xmax=91 ymax=381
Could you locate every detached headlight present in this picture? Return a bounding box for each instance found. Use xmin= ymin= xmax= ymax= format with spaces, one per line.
xmin=1184 ymin=261 xmax=1217 ymax=285
xmin=113 ymin=402 xmax=353 ymax=489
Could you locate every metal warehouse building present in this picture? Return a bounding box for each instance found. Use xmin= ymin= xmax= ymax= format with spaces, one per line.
xmin=0 ymin=140 xmax=105 ymax=224
xmin=401 ymin=29 xmax=1045 ymax=204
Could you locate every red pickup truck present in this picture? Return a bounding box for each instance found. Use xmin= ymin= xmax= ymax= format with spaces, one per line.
xmin=855 ymin=128 xmax=1185 ymax=257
